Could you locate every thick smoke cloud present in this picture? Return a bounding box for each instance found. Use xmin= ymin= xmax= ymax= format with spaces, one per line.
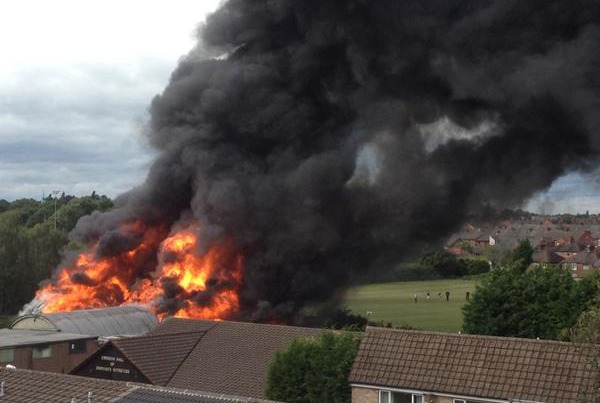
xmin=68 ymin=0 xmax=600 ymax=321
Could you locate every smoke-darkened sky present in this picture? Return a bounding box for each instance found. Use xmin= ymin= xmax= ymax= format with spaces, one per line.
xmin=1 ymin=0 xmax=599 ymax=215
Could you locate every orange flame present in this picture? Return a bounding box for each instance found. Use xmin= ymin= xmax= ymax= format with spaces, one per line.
xmin=35 ymin=222 xmax=243 ymax=320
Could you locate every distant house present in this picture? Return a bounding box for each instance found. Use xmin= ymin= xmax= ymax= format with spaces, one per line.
xmin=10 ymin=305 xmax=158 ymax=339
xmin=0 ymin=366 xmax=281 ymax=402
xmin=562 ymin=246 xmax=600 ymax=279
xmin=71 ymin=318 xmax=321 ymax=399
xmin=0 ymin=329 xmax=97 ymax=373
xmin=531 ymin=247 xmax=564 ymax=267
xmin=578 ymin=230 xmax=597 ymax=249
xmin=349 ymin=327 xmax=597 ymax=403
xmin=445 ymin=232 xmax=488 ymax=257
xmin=553 ymin=239 xmax=580 ymax=260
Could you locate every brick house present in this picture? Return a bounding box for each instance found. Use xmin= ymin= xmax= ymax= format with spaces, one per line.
xmin=531 ymin=247 xmax=564 ymax=267
xmin=71 ymin=318 xmax=321 ymax=399
xmin=562 ymin=246 xmax=600 ymax=279
xmin=349 ymin=327 xmax=597 ymax=403
xmin=552 ymin=239 xmax=580 ymax=260
xmin=0 ymin=329 xmax=97 ymax=374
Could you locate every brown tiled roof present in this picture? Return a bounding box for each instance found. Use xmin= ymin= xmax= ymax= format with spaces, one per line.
xmin=72 ymin=318 xmax=321 ymax=400
xmin=349 ymin=327 xmax=598 ymax=403
xmin=113 ymin=331 xmax=206 ymax=385
xmin=0 ymin=367 xmax=283 ymax=403
xmin=531 ymin=248 xmax=564 ymax=264
xmin=554 ymin=242 xmax=581 ymax=253
xmin=115 ymin=386 xmax=281 ymax=403
xmin=164 ymin=319 xmax=322 ymax=399
xmin=564 ymin=248 xmax=600 ymax=266
xmin=149 ymin=317 xmax=218 ymax=336
xmin=0 ymin=367 xmax=129 ymax=402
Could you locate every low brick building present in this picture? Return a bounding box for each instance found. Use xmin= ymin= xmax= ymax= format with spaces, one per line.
xmin=0 ymin=329 xmax=97 ymax=373
xmin=349 ymin=327 xmax=598 ymax=403
xmin=71 ymin=318 xmax=321 ymax=399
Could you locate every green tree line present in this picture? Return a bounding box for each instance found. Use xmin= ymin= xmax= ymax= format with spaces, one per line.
xmin=0 ymin=193 xmax=112 ymax=315
xmin=463 ymin=239 xmax=600 ymax=340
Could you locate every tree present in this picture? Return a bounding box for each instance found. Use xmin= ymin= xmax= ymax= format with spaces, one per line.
xmin=0 ymin=199 xmax=9 ymax=214
xmin=511 ymin=238 xmax=533 ymax=268
xmin=0 ymin=193 xmax=113 ymax=314
xmin=415 ymin=250 xmax=466 ymax=278
xmin=266 ymin=331 xmax=361 ymax=403
xmin=570 ymin=304 xmax=600 ymax=345
xmin=463 ymin=264 xmax=598 ymax=339
xmin=462 ymin=259 xmax=490 ymax=276
xmin=569 ymin=303 xmax=600 ymax=403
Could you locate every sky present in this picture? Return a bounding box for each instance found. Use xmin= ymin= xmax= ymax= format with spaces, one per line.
xmin=0 ymin=0 xmax=221 ymax=200
xmin=0 ymin=0 xmax=597 ymax=214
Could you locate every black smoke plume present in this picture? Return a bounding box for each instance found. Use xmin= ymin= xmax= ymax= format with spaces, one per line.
xmin=62 ymin=0 xmax=600 ymax=321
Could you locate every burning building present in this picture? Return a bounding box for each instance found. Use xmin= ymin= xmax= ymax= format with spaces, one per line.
xmin=29 ymin=0 xmax=600 ymax=323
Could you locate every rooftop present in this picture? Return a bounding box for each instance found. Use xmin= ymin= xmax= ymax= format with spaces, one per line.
xmin=0 ymin=329 xmax=96 ymax=349
xmin=0 ymin=367 xmax=281 ymax=403
xmin=349 ymin=327 xmax=598 ymax=403
xmin=73 ymin=318 xmax=322 ymax=399
xmin=165 ymin=320 xmax=321 ymax=399
xmin=11 ymin=305 xmax=158 ymax=338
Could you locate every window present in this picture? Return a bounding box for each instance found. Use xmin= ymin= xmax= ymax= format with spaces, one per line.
xmin=583 ymin=265 xmax=590 ymax=270
xmin=69 ymin=340 xmax=87 ymax=354
xmin=454 ymin=399 xmax=467 ymax=403
xmin=0 ymin=348 xmax=14 ymax=363
xmin=32 ymin=345 xmax=52 ymax=359
xmin=379 ymin=390 xmax=423 ymax=403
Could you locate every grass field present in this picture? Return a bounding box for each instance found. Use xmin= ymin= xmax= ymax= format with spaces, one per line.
xmin=344 ymin=278 xmax=478 ymax=333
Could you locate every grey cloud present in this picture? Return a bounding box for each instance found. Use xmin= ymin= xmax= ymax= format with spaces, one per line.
xmin=0 ymin=59 xmax=168 ymax=200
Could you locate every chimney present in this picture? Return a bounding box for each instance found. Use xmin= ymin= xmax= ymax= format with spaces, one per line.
xmin=87 ymin=391 xmax=93 ymax=403
xmin=0 ymin=381 xmax=4 ymax=397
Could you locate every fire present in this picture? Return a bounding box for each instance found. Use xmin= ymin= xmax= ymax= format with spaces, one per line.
xmin=35 ymin=222 xmax=243 ymax=320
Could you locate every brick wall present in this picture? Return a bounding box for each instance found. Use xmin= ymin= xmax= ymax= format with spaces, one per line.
xmin=6 ymin=339 xmax=98 ymax=374
xmin=352 ymin=386 xmax=378 ymax=403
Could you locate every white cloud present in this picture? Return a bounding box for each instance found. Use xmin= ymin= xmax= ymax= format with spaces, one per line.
xmin=525 ymin=171 xmax=600 ymax=214
xmin=0 ymin=0 xmax=222 ymax=201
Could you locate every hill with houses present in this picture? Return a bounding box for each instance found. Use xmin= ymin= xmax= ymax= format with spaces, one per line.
xmin=446 ymin=214 xmax=600 ymax=279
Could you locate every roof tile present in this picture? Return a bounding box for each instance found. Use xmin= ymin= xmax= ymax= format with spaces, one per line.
xmin=349 ymin=327 xmax=598 ymax=403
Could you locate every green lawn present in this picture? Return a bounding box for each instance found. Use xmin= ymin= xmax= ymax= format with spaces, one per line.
xmin=344 ymin=278 xmax=478 ymax=333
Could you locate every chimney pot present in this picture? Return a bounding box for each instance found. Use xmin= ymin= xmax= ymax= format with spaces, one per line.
xmin=87 ymin=391 xmax=93 ymax=403
xmin=0 ymin=380 xmax=4 ymax=397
